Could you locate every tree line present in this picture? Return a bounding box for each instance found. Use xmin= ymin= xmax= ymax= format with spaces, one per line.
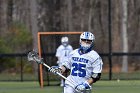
xmin=0 ymin=0 xmax=140 ymax=73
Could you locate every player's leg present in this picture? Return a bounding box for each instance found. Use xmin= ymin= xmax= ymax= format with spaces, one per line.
xmin=61 ymin=72 xmax=68 ymax=86
xmin=64 ymin=84 xmax=76 ymax=93
xmin=60 ymin=78 xmax=64 ymax=87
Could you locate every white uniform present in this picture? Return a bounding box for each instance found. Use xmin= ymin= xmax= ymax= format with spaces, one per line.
xmin=56 ymin=44 xmax=73 ymax=66
xmin=62 ymin=49 xmax=103 ymax=93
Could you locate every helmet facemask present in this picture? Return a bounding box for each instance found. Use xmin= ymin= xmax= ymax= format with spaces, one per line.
xmin=80 ymin=39 xmax=93 ymax=53
xmin=62 ymin=42 xmax=68 ymax=47
xmin=79 ymin=32 xmax=95 ymax=53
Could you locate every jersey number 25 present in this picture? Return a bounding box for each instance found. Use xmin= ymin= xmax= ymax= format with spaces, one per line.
xmin=71 ymin=63 xmax=86 ymax=77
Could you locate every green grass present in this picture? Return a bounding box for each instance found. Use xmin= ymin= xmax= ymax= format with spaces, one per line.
xmin=93 ymin=80 xmax=140 ymax=93
xmin=0 ymin=80 xmax=140 ymax=93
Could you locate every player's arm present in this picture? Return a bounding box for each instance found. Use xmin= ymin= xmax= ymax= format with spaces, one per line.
xmin=50 ymin=52 xmax=71 ymax=74
xmin=88 ymin=56 xmax=103 ymax=84
xmin=59 ymin=65 xmax=70 ymax=73
xmin=55 ymin=46 xmax=61 ymax=64
xmin=56 ymin=56 xmax=60 ymax=64
xmin=87 ymin=73 xmax=101 ymax=84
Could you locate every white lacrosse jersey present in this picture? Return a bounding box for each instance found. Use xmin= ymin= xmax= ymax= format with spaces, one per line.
xmin=62 ymin=49 xmax=103 ymax=88
xmin=56 ymin=44 xmax=73 ymax=66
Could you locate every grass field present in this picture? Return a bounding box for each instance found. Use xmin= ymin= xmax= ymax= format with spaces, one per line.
xmin=0 ymin=80 xmax=140 ymax=93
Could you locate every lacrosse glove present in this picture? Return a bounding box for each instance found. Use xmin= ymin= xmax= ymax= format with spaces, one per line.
xmin=75 ymin=81 xmax=91 ymax=92
xmin=48 ymin=66 xmax=62 ymax=75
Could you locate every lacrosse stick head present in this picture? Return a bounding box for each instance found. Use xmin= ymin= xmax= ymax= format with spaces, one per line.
xmin=27 ymin=50 xmax=43 ymax=64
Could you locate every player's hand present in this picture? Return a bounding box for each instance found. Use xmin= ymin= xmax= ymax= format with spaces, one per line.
xmin=75 ymin=81 xmax=91 ymax=92
xmin=48 ymin=66 xmax=62 ymax=74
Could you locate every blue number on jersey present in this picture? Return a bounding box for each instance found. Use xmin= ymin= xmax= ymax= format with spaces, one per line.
xmin=71 ymin=63 xmax=86 ymax=77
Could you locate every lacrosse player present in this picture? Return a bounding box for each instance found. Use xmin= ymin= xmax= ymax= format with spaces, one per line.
xmin=56 ymin=36 xmax=73 ymax=87
xmin=49 ymin=32 xmax=103 ymax=93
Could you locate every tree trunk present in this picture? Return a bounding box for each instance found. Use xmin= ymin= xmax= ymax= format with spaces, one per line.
xmin=67 ymin=0 xmax=73 ymax=31
xmin=121 ymin=0 xmax=128 ymax=72
xmin=30 ymin=0 xmax=38 ymax=74
xmin=88 ymin=0 xmax=93 ymax=31
xmin=0 ymin=0 xmax=7 ymax=35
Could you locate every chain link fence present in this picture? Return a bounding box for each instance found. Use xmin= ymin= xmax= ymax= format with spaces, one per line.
xmin=0 ymin=53 xmax=140 ymax=82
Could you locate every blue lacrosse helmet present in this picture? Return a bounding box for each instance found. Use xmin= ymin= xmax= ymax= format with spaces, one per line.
xmin=79 ymin=32 xmax=95 ymax=53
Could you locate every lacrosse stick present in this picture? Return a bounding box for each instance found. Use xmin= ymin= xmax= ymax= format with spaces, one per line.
xmin=27 ymin=50 xmax=91 ymax=93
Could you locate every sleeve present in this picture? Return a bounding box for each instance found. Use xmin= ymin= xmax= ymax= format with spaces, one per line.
xmin=92 ymin=56 xmax=103 ymax=73
xmin=70 ymin=45 xmax=73 ymax=51
xmin=55 ymin=46 xmax=61 ymax=57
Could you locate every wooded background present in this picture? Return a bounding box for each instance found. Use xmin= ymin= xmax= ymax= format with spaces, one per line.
xmin=0 ymin=0 xmax=140 ymax=79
